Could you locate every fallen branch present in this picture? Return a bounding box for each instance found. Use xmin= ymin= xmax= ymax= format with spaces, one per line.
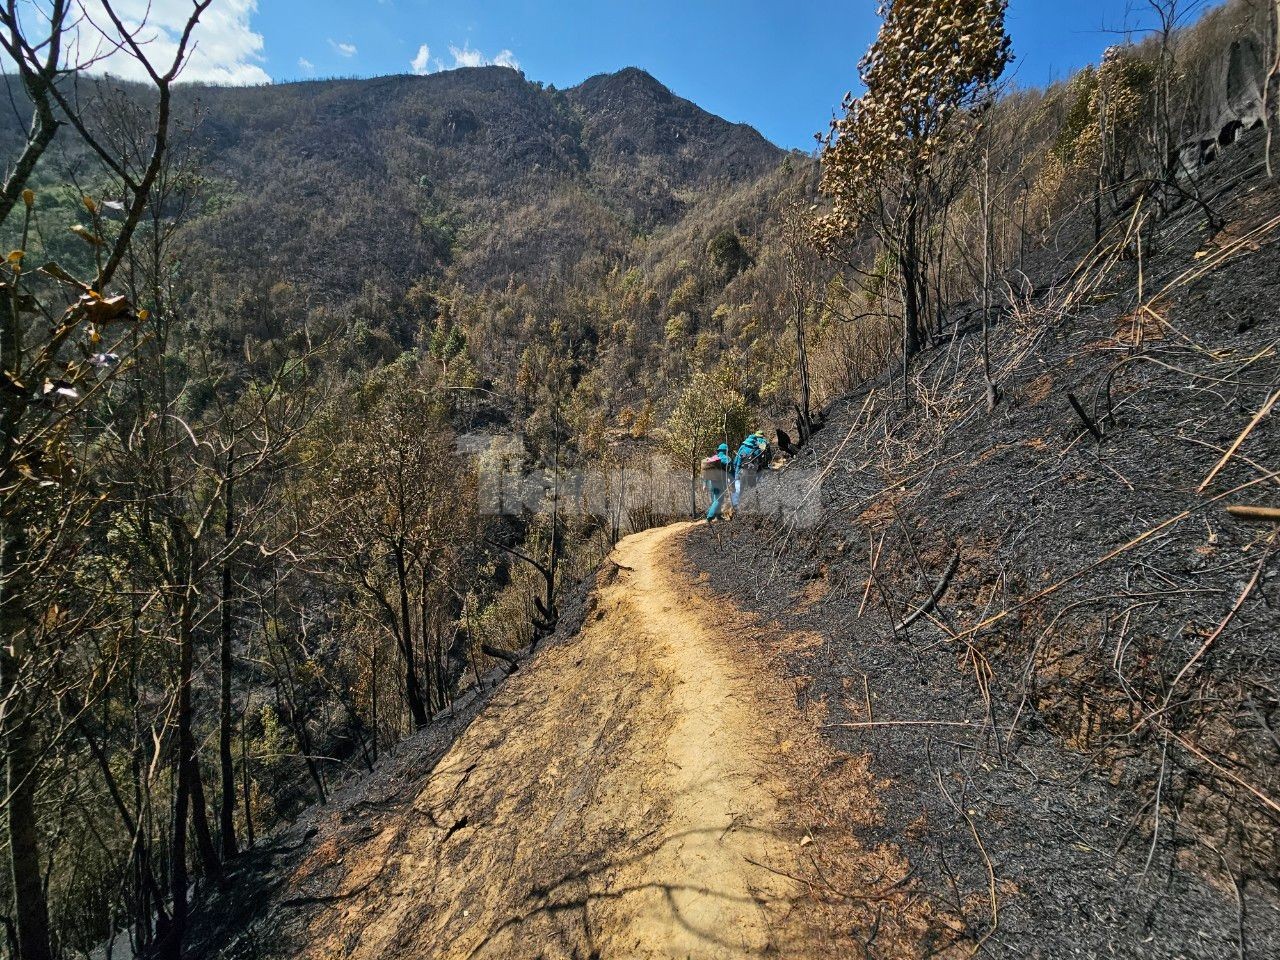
xmin=895 ymin=550 xmax=960 ymax=632
xmin=1227 ymin=505 xmax=1280 ymax=524
xmin=1068 ymin=392 xmax=1104 ymax=443
xmin=481 ymin=643 xmax=520 ymax=672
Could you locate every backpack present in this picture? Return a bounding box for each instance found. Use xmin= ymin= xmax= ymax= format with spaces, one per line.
xmin=737 ymin=436 xmax=769 ymax=472
xmin=701 ymin=455 xmax=727 ymax=476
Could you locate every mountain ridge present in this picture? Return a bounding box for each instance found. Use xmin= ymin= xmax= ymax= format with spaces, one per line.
xmin=157 ymin=63 xmax=791 ymax=324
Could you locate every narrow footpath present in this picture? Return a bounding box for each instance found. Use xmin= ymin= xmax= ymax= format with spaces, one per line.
xmin=258 ymin=523 xmax=939 ymax=959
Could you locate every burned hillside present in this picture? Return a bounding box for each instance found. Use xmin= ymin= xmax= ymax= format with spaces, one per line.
xmin=687 ymin=110 xmax=1280 ymax=958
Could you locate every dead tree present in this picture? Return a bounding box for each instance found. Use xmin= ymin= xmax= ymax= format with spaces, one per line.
xmin=0 ymin=5 xmax=213 ymax=959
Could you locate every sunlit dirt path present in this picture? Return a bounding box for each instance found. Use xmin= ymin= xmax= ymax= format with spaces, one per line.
xmin=273 ymin=522 xmax=931 ymax=959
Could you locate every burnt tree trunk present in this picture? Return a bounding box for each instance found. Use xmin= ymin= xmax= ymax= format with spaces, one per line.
xmin=420 ymin=561 xmax=436 ymax=718
xmin=160 ymin=589 xmax=197 ymax=960
xmin=1 ymin=293 xmax=53 ymax=960
xmin=394 ymin=545 xmax=428 ymax=727
xmin=218 ymin=458 xmax=237 ymax=860
xmin=1 ymin=668 xmax=52 ymax=960
xmin=177 ymin=575 xmax=221 ymax=881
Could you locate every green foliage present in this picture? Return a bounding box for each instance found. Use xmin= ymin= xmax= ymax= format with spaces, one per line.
xmin=666 ymin=273 xmax=702 ymax=316
xmin=1053 ymin=65 xmax=1099 ymax=166
xmin=665 ymin=311 xmax=690 ymax=341
xmin=419 ymin=204 xmax=459 ymax=261
xmin=707 ymin=230 xmax=752 ymax=281
xmin=256 ymin=702 xmax=290 ymax=775
xmin=194 ymin=174 xmax=246 ymax=217
xmin=430 ymin=317 xmax=467 ymax=364
xmin=661 ymin=359 xmax=752 ymax=478
xmin=1050 ymin=47 xmax=1155 ymax=179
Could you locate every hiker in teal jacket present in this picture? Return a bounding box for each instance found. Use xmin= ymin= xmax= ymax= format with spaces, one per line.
xmin=731 ymin=432 xmax=769 ymax=510
xmin=701 ymin=443 xmax=733 ymax=521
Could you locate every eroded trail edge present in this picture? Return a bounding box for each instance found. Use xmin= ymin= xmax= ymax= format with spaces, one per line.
xmin=271 ymin=523 xmax=944 ymax=959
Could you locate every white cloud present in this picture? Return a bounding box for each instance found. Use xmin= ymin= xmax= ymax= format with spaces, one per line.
xmin=72 ymin=0 xmax=270 ymax=85
xmin=298 ymin=57 xmax=315 ymax=75
xmin=329 ymin=39 xmax=358 ymax=58
xmin=411 ymin=43 xmax=431 ymax=76
xmin=415 ymin=43 xmax=519 ymax=73
xmin=448 ymin=43 xmax=485 ymax=69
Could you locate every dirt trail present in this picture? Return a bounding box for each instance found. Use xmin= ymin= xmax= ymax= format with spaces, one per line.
xmin=568 ymin=524 xmax=796 ymax=956
xmin=271 ymin=522 xmax=930 ymax=959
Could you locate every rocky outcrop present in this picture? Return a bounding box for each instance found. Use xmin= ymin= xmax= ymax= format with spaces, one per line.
xmin=1182 ymin=33 xmax=1273 ymax=169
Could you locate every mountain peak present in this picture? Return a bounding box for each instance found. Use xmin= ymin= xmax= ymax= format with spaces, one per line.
xmin=596 ymin=66 xmax=666 ymax=88
xmin=564 ymin=67 xmax=781 ymax=192
xmin=569 ymin=66 xmax=675 ymax=104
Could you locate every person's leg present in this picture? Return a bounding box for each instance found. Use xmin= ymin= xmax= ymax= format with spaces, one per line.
xmin=707 ymin=481 xmax=724 ymax=520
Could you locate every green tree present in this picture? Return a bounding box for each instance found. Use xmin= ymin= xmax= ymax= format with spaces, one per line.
xmin=662 ymin=363 xmax=751 ymax=516
xmin=707 ymin=230 xmax=752 ymax=282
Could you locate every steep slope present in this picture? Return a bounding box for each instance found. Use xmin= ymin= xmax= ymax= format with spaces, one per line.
xmin=144 ymin=66 xmax=798 ymax=425
xmin=565 ymin=67 xmax=781 ymax=223
xmin=686 ymin=122 xmax=1280 ymax=958
xmin=180 ymin=68 xmax=583 ymax=299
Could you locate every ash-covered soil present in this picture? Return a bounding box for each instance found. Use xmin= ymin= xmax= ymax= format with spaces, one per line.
xmin=686 ymin=129 xmax=1280 ymax=959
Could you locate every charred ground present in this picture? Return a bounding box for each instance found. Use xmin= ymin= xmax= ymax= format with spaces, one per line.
xmin=686 ymin=125 xmax=1280 ymax=958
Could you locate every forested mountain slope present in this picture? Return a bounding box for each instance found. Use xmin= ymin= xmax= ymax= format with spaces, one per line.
xmin=181 ymin=65 xmax=783 ymax=300
xmin=2 ymin=63 xmax=800 ymax=437
xmin=162 ymin=66 xmax=804 ymax=439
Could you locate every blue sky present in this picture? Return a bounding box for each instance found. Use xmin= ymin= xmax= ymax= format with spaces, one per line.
xmin=136 ymin=0 xmax=1211 ymax=149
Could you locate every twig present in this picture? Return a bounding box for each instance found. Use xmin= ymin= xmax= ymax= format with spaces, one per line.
xmin=1140 ymin=734 xmax=1169 ymax=881
xmin=1197 ymin=388 xmax=1279 ymax=493
xmin=1162 ymin=529 xmax=1275 ymax=703
xmin=1173 ymin=733 xmax=1280 ymax=817
xmin=1068 ymin=392 xmax=1104 ymax=442
xmin=934 ymin=768 xmax=999 ymax=953
xmin=857 ymin=529 xmax=886 ymax=617
xmin=895 ymin=550 xmax=960 ymax=632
